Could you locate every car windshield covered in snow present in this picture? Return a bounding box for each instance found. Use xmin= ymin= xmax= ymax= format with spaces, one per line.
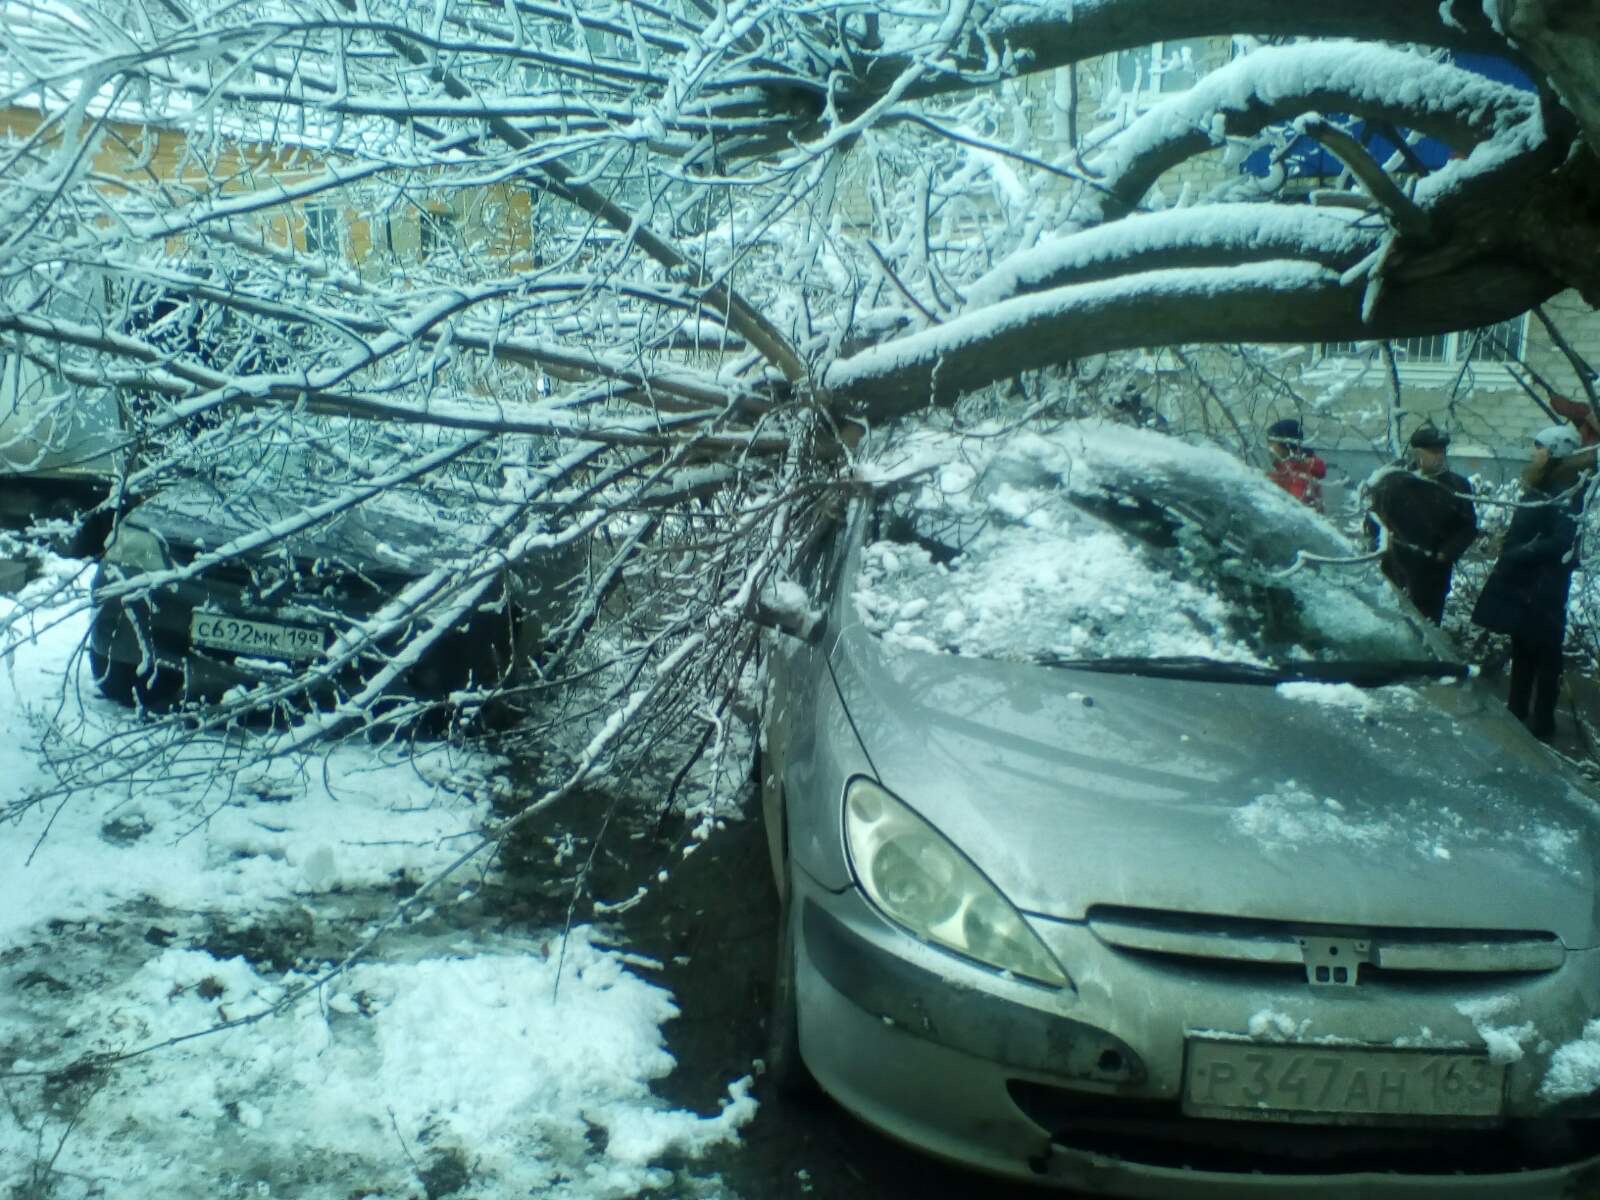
xmin=852 ymin=421 xmax=1446 ymax=680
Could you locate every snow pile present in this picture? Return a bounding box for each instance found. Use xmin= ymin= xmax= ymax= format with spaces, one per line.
xmin=850 ymin=420 xmax=1409 ymax=668
xmin=853 ymin=517 xmax=1242 ymax=661
xmin=0 ymin=564 xmax=755 ymax=1199
xmin=2 ymin=935 xmax=751 ymax=1198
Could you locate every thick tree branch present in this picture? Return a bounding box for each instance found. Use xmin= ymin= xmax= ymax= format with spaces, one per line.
xmin=826 ymin=259 xmax=1557 ymax=420
xmin=827 ymin=0 xmax=1521 ymax=116
xmin=1089 ymin=44 xmax=1534 ymax=221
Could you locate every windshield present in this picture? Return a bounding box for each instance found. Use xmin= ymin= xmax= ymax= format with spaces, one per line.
xmin=851 ymin=421 xmax=1438 ymax=673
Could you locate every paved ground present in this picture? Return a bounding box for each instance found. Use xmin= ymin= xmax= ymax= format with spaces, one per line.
xmin=494 ymin=791 xmax=1060 ymax=1200
xmin=624 ymin=814 xmax=1067 ymax=1200
xmin=1472 ymin=656 xmax=1600 ymax=771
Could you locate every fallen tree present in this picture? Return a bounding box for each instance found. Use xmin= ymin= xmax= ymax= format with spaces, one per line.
xmin=0 ymin=0 xmax=1596 ymax=811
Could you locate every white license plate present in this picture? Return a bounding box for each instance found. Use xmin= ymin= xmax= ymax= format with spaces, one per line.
xmin=1183 ymin=1039 xmax=1504 ymax=1121
xmin=190 ymin=612 xmax=324 ymax=662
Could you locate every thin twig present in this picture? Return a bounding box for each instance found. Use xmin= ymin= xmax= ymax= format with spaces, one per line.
xmin=1299 ymin=116 xmax=1430 ymax=238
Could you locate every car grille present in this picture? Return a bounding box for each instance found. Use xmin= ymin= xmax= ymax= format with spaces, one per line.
xmin=1087 ymin=905 xmax=1564 ymax=983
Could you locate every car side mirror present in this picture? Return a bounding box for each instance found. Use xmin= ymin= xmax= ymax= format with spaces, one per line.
xmin=748 ymin=588 xmax=825 ymax=644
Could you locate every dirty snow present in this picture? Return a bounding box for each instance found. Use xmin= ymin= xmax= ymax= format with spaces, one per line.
xmin=0 ymin=562 xmax=754 ymax=1199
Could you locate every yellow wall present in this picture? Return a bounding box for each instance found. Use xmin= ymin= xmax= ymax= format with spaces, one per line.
xmin=1 ymin=104 xmax=536 ymax=272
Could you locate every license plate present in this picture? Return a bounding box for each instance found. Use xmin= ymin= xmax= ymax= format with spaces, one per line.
xmin=190 ymin=612 xmax=324 ymax=662
xmin=1183 ymin=1039 xmax=1504 ymax=1121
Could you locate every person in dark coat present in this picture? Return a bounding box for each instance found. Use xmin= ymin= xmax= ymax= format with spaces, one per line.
xmin=1471 ymin=424 xmax=1589 ymax=740
xmin=1364 ymin=425 xmax=1478 ymax=623
xmin=1265 ymin=418 xmax=1326 ymax=512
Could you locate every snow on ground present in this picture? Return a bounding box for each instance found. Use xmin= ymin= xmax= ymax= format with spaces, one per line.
xmin=0 ymin=560 xmax=753 ymax=1199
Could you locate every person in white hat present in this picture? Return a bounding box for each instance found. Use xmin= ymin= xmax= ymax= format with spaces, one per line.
xmin=1471 ymin=423 xmax=1591 ymax=739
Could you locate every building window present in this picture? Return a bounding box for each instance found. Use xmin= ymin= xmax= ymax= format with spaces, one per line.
xmin=1323 ymin=316 xmax=1527 ymax=370
xmin=1112 ymin=39 xmax=1207 ymax=98
xmin=303 ymin=204 xmax=342 ymax=257
xmin=420 ymin=208 xmax=456 ymax=258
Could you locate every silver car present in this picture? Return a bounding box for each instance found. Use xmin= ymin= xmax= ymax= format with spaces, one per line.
xmin=757 ymin=420 xmax=1600 ymax=1197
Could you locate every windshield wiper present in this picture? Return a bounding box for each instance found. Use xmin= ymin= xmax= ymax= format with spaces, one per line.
xmin=1033 ymin=655 xmax=1285 ymax=683
xmin=1033 ymin=655 xmax=1472 ymax=687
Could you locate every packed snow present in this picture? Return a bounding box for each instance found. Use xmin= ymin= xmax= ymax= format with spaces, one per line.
xmin=1247 ymin=1009 xmax=1310 ymax=1041
xmin=1541 ymin=1020 xmax=1600 ymax=1102
xmin=0 ymin=561 xmax=754 ymax=1199
xmin=1454 ymin=996 xmax=1538 ymax=1066
xmin=1230 ymin=781 xmax=1581 ymax=871
xmin=849 ymin=420 xmax=1425 ymax=667
xmin=1274 ymin=681 xmax=1375 ymax=710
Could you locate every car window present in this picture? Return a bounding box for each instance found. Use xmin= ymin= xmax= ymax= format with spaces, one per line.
xmin=852 ymin=421 xmax=1435 ymax=669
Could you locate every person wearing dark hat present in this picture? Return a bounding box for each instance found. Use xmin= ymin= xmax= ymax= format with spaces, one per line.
xmin=1264 ymin=418 xmax=1326 ymax=512
xmin=1364 ymin=424 xmax=1477 ymax=623
xmin=1472 ymin=423 xmax=1590 ymax=740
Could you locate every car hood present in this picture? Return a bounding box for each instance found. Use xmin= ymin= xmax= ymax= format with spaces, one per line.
xmin=829 ymin=624 xmax=1600 ymax=948
xmin=127 ymin=481 xmax=476 ymax=576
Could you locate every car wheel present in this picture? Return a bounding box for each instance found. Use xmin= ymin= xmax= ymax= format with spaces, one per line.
xmin=89 ymin=647 xmax=137 ymax=704
xmin=88 ymin=647 xmax=179 ymax=708
xmin=88 ymin=594 xmax=183 ymax=709
xmin=766 ymin=852 xmax=817 ymax=1098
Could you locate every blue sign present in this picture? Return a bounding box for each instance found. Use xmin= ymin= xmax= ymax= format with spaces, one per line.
xmin=1239 ymin=52 xmax=1536 ymax=181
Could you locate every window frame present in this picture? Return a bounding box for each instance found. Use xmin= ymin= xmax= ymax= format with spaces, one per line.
xmin=302 ymin=203 xmax=343 ymax=258
xmin=1108 ymin=38 xmax=1210 ymax=104
xmin=419 ymin=207 xmax=457 ymax=259
xmin=1318 ymin=314 xmax=1530 ymax=382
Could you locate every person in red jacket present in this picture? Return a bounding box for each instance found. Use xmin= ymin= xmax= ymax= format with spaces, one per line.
xmin=1265 ymin=418 xmax=1327 ymax=512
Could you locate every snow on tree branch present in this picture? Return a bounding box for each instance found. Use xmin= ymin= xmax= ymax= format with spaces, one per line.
xmin=0 ymin=0 xmax=1597 ymax=838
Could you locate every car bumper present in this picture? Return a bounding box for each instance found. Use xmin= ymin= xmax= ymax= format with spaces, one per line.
xmin=790 ymin=869 xmax=1600 ymax=1197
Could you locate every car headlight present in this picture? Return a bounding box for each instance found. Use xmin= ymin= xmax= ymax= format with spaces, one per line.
xmin=103 ymin=523 xmax=169 ymax=572
xmin=844 ymin=777 xmax=1069 ymax=988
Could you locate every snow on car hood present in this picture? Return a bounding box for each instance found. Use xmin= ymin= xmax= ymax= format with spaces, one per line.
xmin=827 ymin=622 xmax=1600 ymax=949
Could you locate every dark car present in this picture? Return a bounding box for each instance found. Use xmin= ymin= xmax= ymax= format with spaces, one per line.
xmin=88 ymin=455 xmax=572 ymax=723
xmin=758 ymin=418 xmax=1600 ymax=1197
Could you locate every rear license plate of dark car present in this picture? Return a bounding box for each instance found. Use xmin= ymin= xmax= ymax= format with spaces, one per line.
xmin=190 ymin=612 xmax=324 ymax=662
xmin=1183 ymin=1039 xmax=1503 ymax=1121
